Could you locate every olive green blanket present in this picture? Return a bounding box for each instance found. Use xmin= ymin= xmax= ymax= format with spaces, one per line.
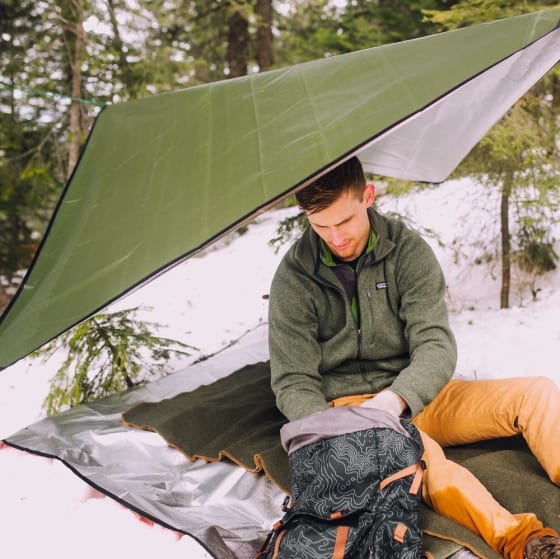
xmin=122 ymin=361 xmax=560 ymax=559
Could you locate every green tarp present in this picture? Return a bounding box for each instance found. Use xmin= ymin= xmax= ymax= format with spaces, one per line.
xmin=0 ymin=9 xmax=559 ymax=370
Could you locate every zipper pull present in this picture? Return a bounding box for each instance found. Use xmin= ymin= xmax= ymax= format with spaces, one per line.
xmin=357 ymin=328 xmax=362 ymax=359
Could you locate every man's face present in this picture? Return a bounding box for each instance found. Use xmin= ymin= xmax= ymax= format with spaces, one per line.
xmin=306 ymin=184 xmax=375 ymax=262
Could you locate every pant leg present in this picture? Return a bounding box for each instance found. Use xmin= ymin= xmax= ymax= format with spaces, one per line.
xmin=417 ymin=428 xmax=556 ymax=559
xmin=413 ymin=376 xmax=560 ymax=485
xmin=331 ymin=384 xmax=560 ymax=558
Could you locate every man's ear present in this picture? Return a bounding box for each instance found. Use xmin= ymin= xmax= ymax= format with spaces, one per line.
xmin=363 ymin=183 xmax=375 ymax=208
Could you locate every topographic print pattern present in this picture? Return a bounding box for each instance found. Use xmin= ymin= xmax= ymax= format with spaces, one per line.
xmin=259 ymin=421 xmax=424 ymax=558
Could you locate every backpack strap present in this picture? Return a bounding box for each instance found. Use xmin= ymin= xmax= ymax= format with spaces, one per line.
xmin=255 ymin=520 xmax=284 ymax=559
xmin=380 ymin=461 xmax=424 ymax=495
xmin=333 ymin=524 xmax=350 ymax=558
xmin=271 ymin=529 xmax=286 ymax=559
xmin=393 ymin=522 xmax=408 ymax=544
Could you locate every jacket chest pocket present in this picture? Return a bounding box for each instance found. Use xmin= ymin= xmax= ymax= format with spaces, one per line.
xmin=315 ymin=291 xmax=351 ymax=342
xmin=357 ymin=275 xmax=405 ymax=353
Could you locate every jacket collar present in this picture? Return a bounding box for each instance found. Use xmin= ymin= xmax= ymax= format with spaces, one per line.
xmin=294 ymin=208 xmax=395 ymax=275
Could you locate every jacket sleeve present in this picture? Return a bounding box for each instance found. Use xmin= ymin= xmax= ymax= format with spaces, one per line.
xmin=387 ymin=228 xmax=457 ymax=418
xmin=268 ymin=251 xmax=330 ymax=421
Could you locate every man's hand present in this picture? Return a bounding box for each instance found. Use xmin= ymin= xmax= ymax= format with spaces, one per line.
xmin=360 ymin=390 xmax=408 ymax=418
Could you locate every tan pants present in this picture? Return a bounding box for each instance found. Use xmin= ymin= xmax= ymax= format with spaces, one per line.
xmin=331 ymin=376 xmax=560 ymax=559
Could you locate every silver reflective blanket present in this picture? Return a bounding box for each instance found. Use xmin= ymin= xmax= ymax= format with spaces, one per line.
xmin=4 ymin=327 xmax=284 ymax=559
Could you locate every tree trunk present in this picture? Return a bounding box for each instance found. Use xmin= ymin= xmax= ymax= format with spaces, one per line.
xmin=61 ymin=0 xmax=86 ymax=178
xmin=6 ymin=76 xmax=21 ymax=273
xmin=255 ymin=0 xmax=274 ymax=71
xmin=500 ymin=174 xmax=513 ymax=309
xmin=106 ymin=0 xmax=133 ymax=93
xmin=227 ymin=9 xmax=249 ymax=78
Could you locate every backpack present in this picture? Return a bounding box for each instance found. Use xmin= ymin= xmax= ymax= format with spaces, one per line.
xmin=257 ymin=406 xmax=425 ymax=559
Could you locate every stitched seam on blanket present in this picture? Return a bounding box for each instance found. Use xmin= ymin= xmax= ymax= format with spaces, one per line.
xmin=422 ymin=529 xmax=490 ymax=559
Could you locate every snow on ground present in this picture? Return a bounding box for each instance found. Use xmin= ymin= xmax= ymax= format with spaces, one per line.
xmin=0 ymin=178 xmax=559 ymax=558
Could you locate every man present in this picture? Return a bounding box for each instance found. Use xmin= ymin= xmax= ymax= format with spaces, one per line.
xmin=268 ymin=156 xmax=560 ymax=559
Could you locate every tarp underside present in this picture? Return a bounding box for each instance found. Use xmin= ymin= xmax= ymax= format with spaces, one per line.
xmin=359 ymin=30 xmax=560 ymax=181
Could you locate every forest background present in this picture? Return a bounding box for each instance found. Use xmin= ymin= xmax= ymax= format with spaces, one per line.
xmin=1 ymin=0 xmax=560 ymax=411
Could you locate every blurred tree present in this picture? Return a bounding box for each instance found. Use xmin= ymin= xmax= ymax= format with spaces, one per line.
xmin=149 ymin=0 xmax=274 ymax=86
xmin=424 ymin=0 xmax=560 ymax=27
xmin=0 ymin=0 xmax=68 ymax=305
xmin=228 ymin=4 xmax=250 ymax=77
xmin=274 ymin=0 xmax=460 ymax=66
xmin=255 ymin=0 xmax=274 ymax=70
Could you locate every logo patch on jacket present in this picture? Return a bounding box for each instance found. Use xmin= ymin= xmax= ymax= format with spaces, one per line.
xmin=376 ymin=281 xmax=387 ymax=290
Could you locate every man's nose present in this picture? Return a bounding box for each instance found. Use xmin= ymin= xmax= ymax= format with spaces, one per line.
xmin=330 ymin=227 xmax=344 ymax=244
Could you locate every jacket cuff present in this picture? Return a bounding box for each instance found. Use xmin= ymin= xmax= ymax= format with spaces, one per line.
xmin=278 ymin=393 xmax=329 ymax=422
xmin=389 ymin=388 xmax=423 ymax=420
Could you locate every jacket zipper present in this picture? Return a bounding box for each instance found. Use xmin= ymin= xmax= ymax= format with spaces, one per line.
xmin=314 ymin=266 xmax=363 ymax=359
xmin=358 ymin=286 xmax=374 ymax=361
xmin=354 ymin=270 xmax=361 ymax=360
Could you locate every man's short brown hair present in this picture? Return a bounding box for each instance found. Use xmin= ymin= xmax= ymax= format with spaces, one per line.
xmin=295 ymin=156 xmax=367 ymax=214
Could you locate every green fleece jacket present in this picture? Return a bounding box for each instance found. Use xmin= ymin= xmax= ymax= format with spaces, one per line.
xmin=268 ymin=208 xmax=457 ymax=421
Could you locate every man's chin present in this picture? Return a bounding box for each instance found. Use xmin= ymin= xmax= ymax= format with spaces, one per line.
xmin=332 ymin=248 xmax=355 ymax=261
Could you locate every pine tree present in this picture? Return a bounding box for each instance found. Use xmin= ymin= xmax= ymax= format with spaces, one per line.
xmin=34 ymin=307 xmax=197 ymax=415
